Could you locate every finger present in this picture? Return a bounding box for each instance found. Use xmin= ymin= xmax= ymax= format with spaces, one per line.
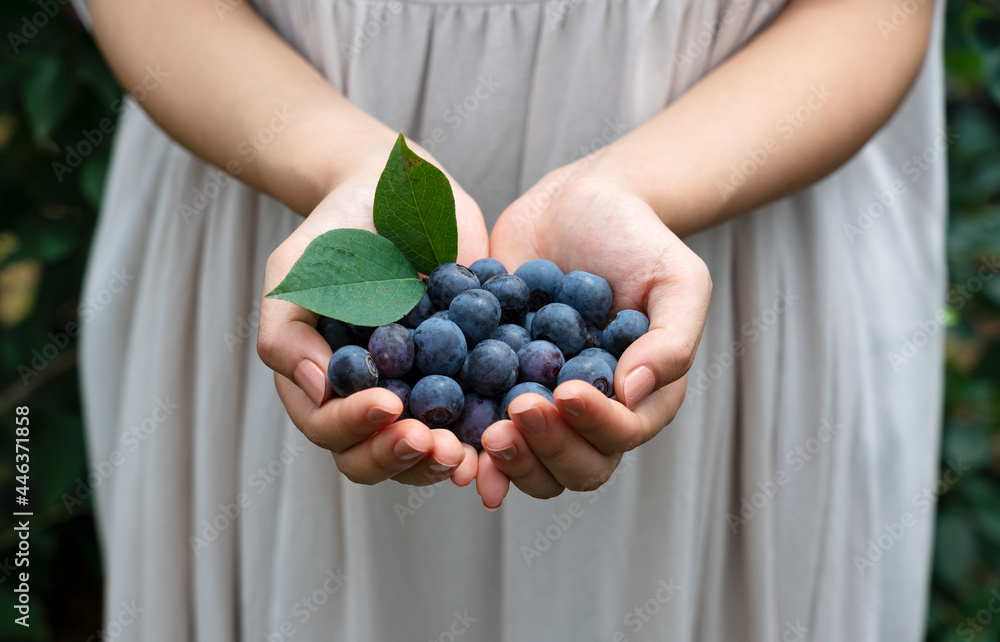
xmin=481 ymin=421 xmax=564 ymax=499
xmin=553 ymin=378 xmax=687 ymax=454
xmin=332 ymin=419 xmax=436 ymax=485
xmin=391 ymin=429 xmax=467 ymax=486
xmin=451 ymin=444 xmax=480 ymax=488
xmin=617 ymin=244 xmax=712 ymax=409
xmin=506 ymin=395 xmax=620 ymax=492
xmin=476 ymin=448 xmax=511 ymax=510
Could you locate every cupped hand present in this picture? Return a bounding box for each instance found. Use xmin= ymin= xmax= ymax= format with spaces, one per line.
xmin=257 ymin=148 xmax=490 ymax=488
xmin=477 ymin=164 xmax=712 ymax=508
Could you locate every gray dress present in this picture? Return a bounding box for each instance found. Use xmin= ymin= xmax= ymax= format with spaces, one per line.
xmin=71 ymin=0 xmax=947 ymax=640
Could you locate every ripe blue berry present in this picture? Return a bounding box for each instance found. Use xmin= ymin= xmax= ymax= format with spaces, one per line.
xmin=380 ymin=379 xmax=412 ymax=420
xmin=584 ymin=324 xmax=601 ymax=350
xmin=514 ymin=259 xmax=564 ymax=310
xmin=401 ymin=292 xmax=434 ymax=328
xmin=601 ymin=309 xmax=650 ymax=358
xmin=317 ymin=317 xmax=354 ymax=352
xmin=500 ymin=382 xmax=554 ymax=420
xmin=556 ymin=271 xmax=613 ymax=325
xmin=491 ymin=324 xmax=532 ymax=354
xmin=482 ymin=274 xmax=531 ymax=325
xmin=522 ymin=311 xmax=535 ymax=334
xmin=413 ymin=317 xmax=467 ymax=376
xmin=429 ymin=310 xmax=450 ymax=321
xmin=327 ymin=345 xmax=379 ymax=397
xmin=455 ymin=355 xmax=472 ymax=393
xmin=557 ymin=354 xmax=614 ymax=397
xmin=347 ymin=323 xmax=375 ymax=345
xmin=367 ymin=323 xmax=415 ymax=378
xmin=467 ymin=339 xmax=519 ymax=397
xmin=426 ymin=263 xmax=480 ymax=309
xmin=451 ymin=394 xmax=499 ymax=450
xmin=531 ymin=303 xmax=587 ymax=357
xmin=578 ymin=347 xmax=618 ymax=376
xmin=410 ymin=375 xmax=465 ymax=427
xmin=449 ymin=289 xmax=501 ymax=346
xmin=469 ymin=258 xmax=508 ymax=284
xmin=517 ymin=340 xmax=565 ymax=389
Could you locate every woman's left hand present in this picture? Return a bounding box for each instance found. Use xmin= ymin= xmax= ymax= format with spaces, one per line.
xmin=476 ymin=162 xmax=712 ymax=508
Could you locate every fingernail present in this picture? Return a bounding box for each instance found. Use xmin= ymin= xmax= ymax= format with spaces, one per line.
xmin=484 ymin=502 xmax=501 ymax=512
xmin=429 ymin=463 xmax=456 ymax=473
xmin=510 ymin=406 xmax=546 ymax=437
xmin=623 ymin=366 xmax=655 ymax=409
xmin=294 ymin=360 xmax=328 ymax=406
xmin=393 ymin=439 xmax=424 ymax=461
xmin=561 ymin=396 xmax=585 ymax=417
xmin=367 ymin=406 xmax=395 ymax=424
xmin=485 ymin=442 xmax=517 ymax=462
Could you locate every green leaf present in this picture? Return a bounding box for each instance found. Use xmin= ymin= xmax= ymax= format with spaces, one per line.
xmin=373 ymin=133 xmax=457 ymax=275
xmin=266 ymin=228 xmax=424 ymax=326
xmin=21 ymin=55 xmax=72 ymax=143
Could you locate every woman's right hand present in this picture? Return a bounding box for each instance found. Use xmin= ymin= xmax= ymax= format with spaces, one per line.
xmin=256 ymin=147 xmax=490 ymax=488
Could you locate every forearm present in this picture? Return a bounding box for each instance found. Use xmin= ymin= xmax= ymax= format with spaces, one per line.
xmin=596 ymin=0 xmax=937 ymax=237
xmin=90 ymin=0 xmax=397 ymax=215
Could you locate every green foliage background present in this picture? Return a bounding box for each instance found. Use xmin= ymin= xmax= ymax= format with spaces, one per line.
xmin=0 ymin=1 xmax=997 ymax=640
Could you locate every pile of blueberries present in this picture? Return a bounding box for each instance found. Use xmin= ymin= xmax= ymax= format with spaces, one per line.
xmin=319 ymin=259 xmax=649 ymax=450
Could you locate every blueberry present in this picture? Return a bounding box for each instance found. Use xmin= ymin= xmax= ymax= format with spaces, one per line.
xmin=451 ymin=394 xmax=499 ymax=450
xmin=557 ymin=354 xmax=614 ymax=397
xmin=522 ymin=311 xmax=535 ymax=334
xmin=410 ymin=375 xmax=465 ymax=427
xmin=601 ymin=309 xmax=650 ymax=358
xmin=454 ymin=355 xmax=472 ymax=393
xmin=317 ymin=317 xmax=354 ymax=352
xmin=491 ymin=324 xmax=532 ymax=353
xmin=578 ymin=347 xmax=618 ymax=376
xmin=531 ymin=303 xmax=587 ymax=358
xmin=514 ymin=259 xmax=564 ymax=311
xmin=500 ymin=382 xmax=554 ymax=420
xmin=429 ymin=310 xmax=450 ymax=321
xmin=449 ymin=289 xmax=501 ymax=346
xmin=466 ymin=339 xmax=519 ymax=397
xmin=412 ymin=317 xmax=467 ymax=376
xmin=584 ymin=324 xmax=601 ymax=350
xmin=517 ymin=340 xmax=565 ymax=389
xmin=556 ymin=271 xmax=613 ymax=325
xmin=327 ymin=345 xmax=379 ymax=397
xmin=481 ymin=274 xmax=531 ymax=325
xmin=380 ymin=379 xmax=412 ymax=419
xmin=426 ymin=263 xmax=480 ymax=309
xmin=401 ymin=293 xmax=434 ymax=328
xmin=347 ymin=323 xmax=375 ymax=345
xmin=469 ymin=258 xmax=508 ymax=285
xmin=367 ymin=323 xmax=415 ymax=378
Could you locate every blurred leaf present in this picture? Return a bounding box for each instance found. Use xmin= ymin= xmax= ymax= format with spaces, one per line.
xmin=20 ymin=55 xmax=72 ymax=144
xmin=973 ymin=17 xmax=1000 ymax=51
xmin=80 ymin=154 xmax=108 ymax=210
xmin=933 ymin=511 xmax=978 ymax=590
xmin=943 ymin=424 xmax=995 ymax=470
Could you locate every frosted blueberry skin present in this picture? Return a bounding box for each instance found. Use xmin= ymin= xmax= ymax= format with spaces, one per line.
xmin=578 ymin=347 xmax=618 ymax=377
xmin=380 ymin=379 xmax=412 ymax=420
xmin=426 ymin=263 xmax=480 ymax=309
xmin=514 ymin=259 xmax=564 ymax=311
xmin=367 ymin=323 xmax=415 ymax=378
xmin=401 ymin=292 xmax=434 ymax=328
xmin=531 ymin=303 xmax=587 ymax=358
xmin=469 ymin=258 xmax=508 ymax=285
xmin=449 ymin=289 xmax=502 ymax=347
xmin=451 ymin=394 xmax=500 ymax=450
xmin=410 ymin=375 xmax=465 ymax=428
xmin=317 ymin=317 xmax=354 ymax=352
xmin=557 ymin=354 xmax=615 ymax=397
xmin=556 ymin=270 xmax=613 ymax=326
xmin=601 ymin=309 xmax=650 ymax=358
xmin=412 ymin=317 xmax=468 ymax=376
xmin=491 ymin=323 xmax=532 ymax=354
xmin=466 ymin=339 xmax=519 ymax=397
xmin=522 ymin=311 xmax=535 ymax=334
xmin=500 ymin=382 xmax=554 ymax=420
xmin=327 ymin=345 xmax=379 ymax=398
xmin=481 ymin=274 xmax=531 ymax=326
xmin=516 ymin=340 xmax=565 ymax=389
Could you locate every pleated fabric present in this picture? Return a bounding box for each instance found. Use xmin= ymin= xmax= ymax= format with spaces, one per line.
xmin=71 ymin=0 xmax=947 ymax=640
